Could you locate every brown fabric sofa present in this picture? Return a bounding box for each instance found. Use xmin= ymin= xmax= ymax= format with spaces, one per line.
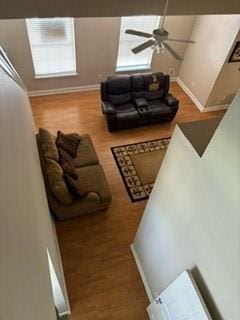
xmin=37 ymin=129 xmax=112 ymax=220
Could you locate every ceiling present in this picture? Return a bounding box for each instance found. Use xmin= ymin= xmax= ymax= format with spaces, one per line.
xmin=0 ymin=0 xmax=240 ymax=19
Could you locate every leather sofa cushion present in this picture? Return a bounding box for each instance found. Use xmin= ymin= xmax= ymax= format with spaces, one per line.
xmin=132 ymin=75 xmax=144 ymax=91
xmin=38 ymin=128 xmax=59 ymax=161
xmin=114 ymin=103 xmax=136 ymax=113
xmin=132 ymin=75 xmax=145 ymax=98
xmin=132 ymin=90 xmax=144 ymax=98
xmin=134 ymin=98 xmax=148 ymax=108
xmin=109 ymin=92 xmax=131 ymax=105
xmin=46 ymin=158 xmax=73 ymax=205
xmin=107 ymin=76 xmax=131 ymax=94
xmin=145 ymin=89 xmax=164 ymax=100
xmin=150 ymin=105 xmax=171 ymax=115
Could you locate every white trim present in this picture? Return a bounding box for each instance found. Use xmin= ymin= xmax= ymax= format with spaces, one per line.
xmin=26 ymin=18 xmax=76 ymax=79
xmin=130 ymin=244 xmax=153 ymax=302
xmin=51 ymin=218 xmax=71 ymax=315
xmin=59 ymin=311 xmax=71 ymax=317
xmin=200 ymin=104 xmax=229 ymax=112
xmin=116 ymin=64 xmax=151 ymax=72
xmin=170 ymin=76 xmax=178 ymax=82
xmin=176 ymin=77 xmax=204 ymax=111
xmin=28 ymin=84 xmax=100 ymax=97
xmin=176 ymin=77 xmax=229 ymax=112
xmin=35 ymin=72 xmax=78 ymax=79
xmin=47 ymin=249 xmax=70 ymax=316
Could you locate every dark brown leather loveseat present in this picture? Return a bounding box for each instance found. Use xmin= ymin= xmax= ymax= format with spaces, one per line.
xmin=101 ymin=72 xmax=179 ymax=131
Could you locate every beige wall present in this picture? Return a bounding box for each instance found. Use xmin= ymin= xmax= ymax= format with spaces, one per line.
xmin=133 ymin=92 xmax=240 ymax=320
xmin=0 ymin=0 xmax=239 ymax=19
xmin=0 ymin=66 xmax=68 ymax=319
xmin=179 ymin=15 xmax=240 ymax=108
xmin=206 ymin=31 xmax=240 ymax=107
xmin=0 ymin=16 xmax=196 ymax=92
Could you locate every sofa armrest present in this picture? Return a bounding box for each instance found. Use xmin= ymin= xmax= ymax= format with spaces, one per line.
xmin=164 ymin=93 xmax=179 ymax=107
xmin=134 ymin=97 xmax=149 ymax=108
xmin=102 ymin=101 xmax=116 ymax=115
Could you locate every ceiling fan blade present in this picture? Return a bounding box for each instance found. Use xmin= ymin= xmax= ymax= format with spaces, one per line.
xmin=132 ymin=39 xmax=155 ymax=54
xmin=160 ymin=0 xmax=169 ymax=30
xmin=164 ymin=42 xmax=182 ymax=60
xmin=125 ymin=29 xmax=152 ymax=38
xmin=167 ymin=38 xmax=196 ymax=44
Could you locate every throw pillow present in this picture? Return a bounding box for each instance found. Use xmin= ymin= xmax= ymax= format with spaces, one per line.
xmin=38 ymin=128 xmax=59 ymax=161
xmin=56 ymin=131 xmax=80 ymax=158
xmin=46 ymin=159 xmax=73 ymax=205
xmin=64 ymin=174 xmax=88 ymax=198
xmin=148 ymin=83 xmax=159 ymax=91
xmin=58 ymin=148 xmax=78 ymax=180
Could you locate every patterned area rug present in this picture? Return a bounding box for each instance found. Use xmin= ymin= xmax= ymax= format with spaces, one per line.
xmin=111 ymin=137 xmax=170 ymax=202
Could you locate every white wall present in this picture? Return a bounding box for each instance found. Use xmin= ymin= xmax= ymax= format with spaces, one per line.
xmin=0 ymin=66 xmax=68 ymax=319
xmin=206 ymin=30 xmax=240 ymax=107
xmin=133 ymin=92 xmax=240 ymax=320
xmin=179 ymin=15 xmax=240 ymax=108
xmin=0 ymin=16 xmax=196 ymax=93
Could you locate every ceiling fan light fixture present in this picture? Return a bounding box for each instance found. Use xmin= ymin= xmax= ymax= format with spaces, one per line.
xmin=125 ymin=0 xmax=195 ymax=60
xmin=156 ymin=45 xmax=160 ymax=54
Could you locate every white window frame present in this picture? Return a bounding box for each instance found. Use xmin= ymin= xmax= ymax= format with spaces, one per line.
xmin=26 ymin=17 xmax=77 ymax=79
xmin=116 ymin=16 xmax=160 ymax=72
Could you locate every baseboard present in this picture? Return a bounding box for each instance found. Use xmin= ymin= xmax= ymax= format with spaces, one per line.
xmin=51 ymin=217 xmax=71 ymax=315
xmin=200 ymin=104 xmax=229 ymax=112
xmin=176 ymin=77 xmax=204 ymax=111
xmin=28 ymin=76 xmax=178 ymax=97
xmin=59 ymin=311 xmax=71 ymax=318
xmin=130 ymin=244 xmax=153 ymax=302
xmin=28 ymin=84 xmax=100 ymax=97
xmin=176 ymin=77 xmax=229 ymax=112
xmin=170 ymin=76 xmax=178 ymax=82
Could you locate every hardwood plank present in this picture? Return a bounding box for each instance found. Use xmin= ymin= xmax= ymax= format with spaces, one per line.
xmin=31 ymin=83 xmax=225 ymax=320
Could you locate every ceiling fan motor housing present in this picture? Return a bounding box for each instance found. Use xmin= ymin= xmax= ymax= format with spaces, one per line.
xmin=153 ymin=29 xmax=169 ymax=42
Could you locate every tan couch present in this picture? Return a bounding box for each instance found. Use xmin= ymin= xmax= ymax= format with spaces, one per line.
xmin=37 ymin=129 xmax=112 ymax=220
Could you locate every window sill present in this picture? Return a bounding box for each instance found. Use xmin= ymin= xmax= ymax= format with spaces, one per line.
xmin=115 ymin=65 xmax=151 ymax=73
xmin=35 ymin=72 xmax=78 ymax=79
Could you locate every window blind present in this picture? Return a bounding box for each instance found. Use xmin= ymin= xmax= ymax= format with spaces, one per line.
xmin=116 ymin=16 xmax=160 ymax=72
xmin=26 ymin=18 xmax=76 ymax=77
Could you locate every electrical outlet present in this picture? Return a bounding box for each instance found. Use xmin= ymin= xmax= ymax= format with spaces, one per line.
xmin=192 ymin=81 xmax=196 ymax=87
xmin=98 ymin=73 xmax=102 ymax=79
xmin=168 ymin=68 xmax=175 ymax=77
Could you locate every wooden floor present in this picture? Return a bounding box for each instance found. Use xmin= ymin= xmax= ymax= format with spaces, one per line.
xmin=31 ymin=83 xmax=225 ymax=320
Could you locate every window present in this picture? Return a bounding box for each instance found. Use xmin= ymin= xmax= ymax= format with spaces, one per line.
xmin=116 ymin=16 xmax=160 ymax=72
xmin=26 ymin=18 xmax=76 ymax=78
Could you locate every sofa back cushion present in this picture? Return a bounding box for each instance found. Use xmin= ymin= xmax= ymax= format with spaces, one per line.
xmin=132 ymin=75 xmax=145 ymax=98
xmin=38 ymin=128 xmax=59 ymax=161
xmin=108 ymin=92 xmax=131 ymax=105
xmin=107 ymin=76 xmax=131 ymax=105
xmin=56 ymin=131 xmax=80 ymax=158
xmin=46 ymin=158 xmax=73 ymax=205
xmin=143 ymin=72 xmax=166 ymax=100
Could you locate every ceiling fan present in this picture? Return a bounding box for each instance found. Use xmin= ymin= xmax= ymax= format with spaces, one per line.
xmin=125 ymin=0 xmax=195 ymax=60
